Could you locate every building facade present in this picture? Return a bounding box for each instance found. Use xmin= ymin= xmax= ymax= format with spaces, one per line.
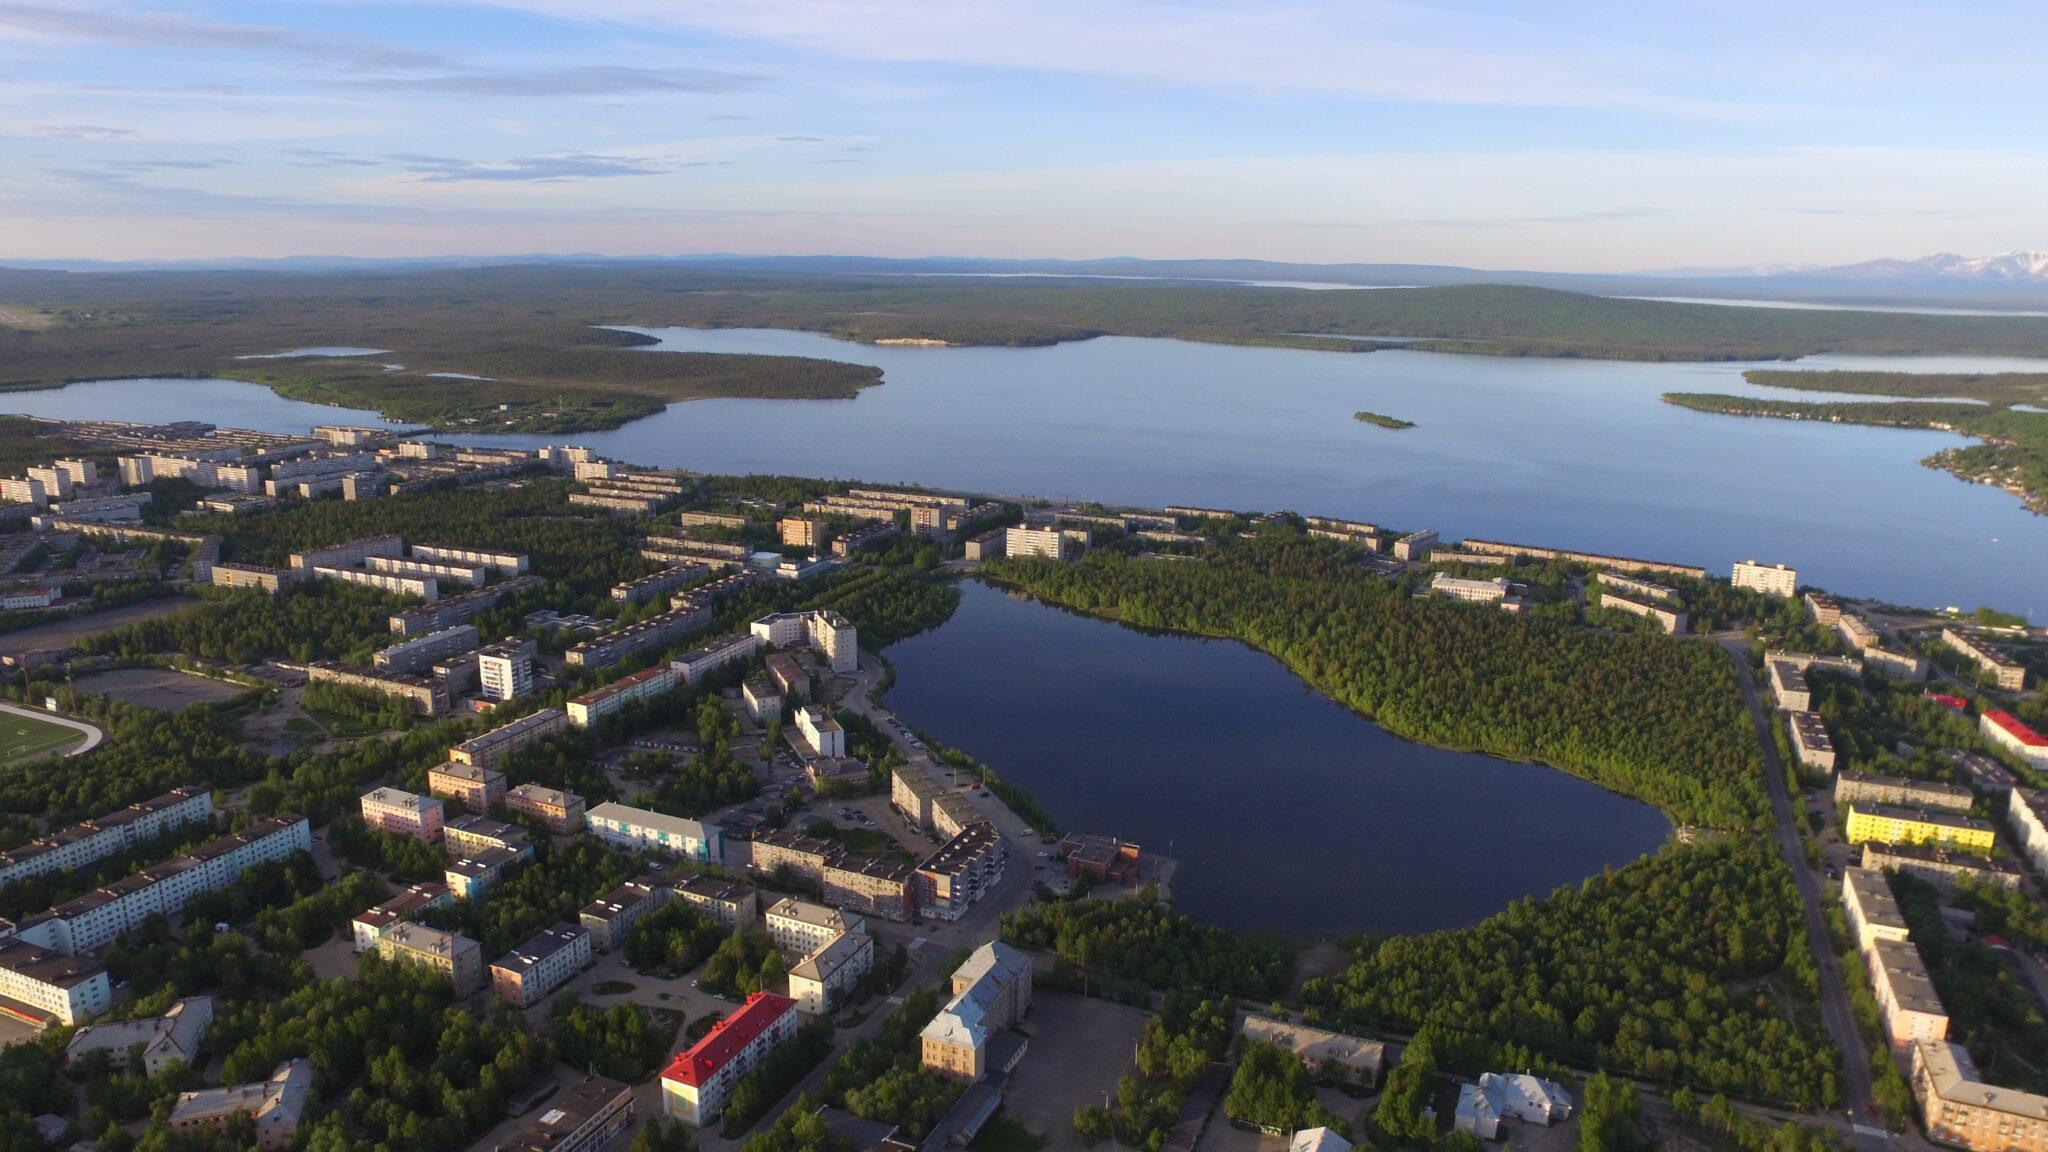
xmin=490 ymin=923 xmax=592 ymax=1007
xmin=660 ymin=992 xmax=800 ymax=1127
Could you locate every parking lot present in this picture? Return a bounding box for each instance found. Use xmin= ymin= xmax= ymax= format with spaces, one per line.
xmin=1001 ymin=990 xmax=1152 ymax=1150
xmin=73 ymin=666 xmax=249 ymax=710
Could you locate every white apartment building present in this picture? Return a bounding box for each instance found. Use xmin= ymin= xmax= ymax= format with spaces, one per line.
xmin=660 ymin=992 xmax=800 ymax=1127
xmin=411 ymin=544 xmax=529 ymax=575
xmin=1002 ymin=525 xmax=1068 ymax=560
xmin=0 ymin=787 xmax=213 ymax=889
xmin=795 ymin=706 xmax=845 ymax=758
xmin=748 ymin=610 xmax=859 ymax=674
xmin=0 ymin=937 xmax=111 ymax=1027
xmin=65 ymin=995 xmax=212 ymax=1076
xmin=788 ymin=929 xmax=874 ymax=1015
xmin=586 ymin=803 xmax=723 ymax=862
xmin=1732 ymin=560 xmax=1798 ymax=597
xmin=350 ymin=883 xmax=455 ymax=953
xmin=476 ymin=638 xmax=537 ymax=702
xmin=1431 ymin=572 xmax=1512 ymax=604
xmin=766 ymin=897 xmax=864 ymax=956
xmin=371 ymin=624 xmax=480 ymax=672
xmin=364 ymin=554 xmax=487 ymax=589
xmin=567 ymin=664 xmax=678 ymax=728
xmin=2007 ymin=788 xmax=2048 ymax=879
xmin=672 ymin=632 xmax=762 ymax=685
xmin=312 ymin=566 xmax=438 ymax=602
xmin=1840 ymin=867 xmax=1912 ymax=954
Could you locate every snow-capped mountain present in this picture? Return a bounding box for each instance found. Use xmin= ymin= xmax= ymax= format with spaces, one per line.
xmin=1775 ymin=251 xmax=2048 ymax=283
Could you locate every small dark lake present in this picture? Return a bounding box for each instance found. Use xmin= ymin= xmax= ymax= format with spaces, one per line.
xmin=886 ymin=580 xmax=1671 ymax=937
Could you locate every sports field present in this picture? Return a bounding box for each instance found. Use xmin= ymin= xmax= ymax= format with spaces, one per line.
xmin=0 ymin=712 xmax=89 ymax=764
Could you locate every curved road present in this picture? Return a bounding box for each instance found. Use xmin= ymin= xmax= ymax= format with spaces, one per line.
xmin=0 ymin=699 xmax=102 ymax=756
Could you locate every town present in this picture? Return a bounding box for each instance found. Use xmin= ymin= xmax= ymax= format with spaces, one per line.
xmin=0 ymin=416 xmax=2040 ymax=1152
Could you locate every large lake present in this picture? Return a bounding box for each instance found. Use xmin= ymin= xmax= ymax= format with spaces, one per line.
xmin=7 ymin=327 xmax=2048 ymax=614
xmin=887 ymin=580 xmax=1671 ymax=936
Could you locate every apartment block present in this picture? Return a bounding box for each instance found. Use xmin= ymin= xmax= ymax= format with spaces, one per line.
xmin=1732 ymin=560 xmax=1798 ymax=597
xmin=410 ymin=544 xmax=529 ymax=575
xmin=1865 ymin=647 xmax=1929 ymax=682
xmin=675 ymin=876 xmax=757 ymax=929
xmin=372 ymin=624 xmax=480 ymax=672
xmin=1787 ymin=710 xmax=1837 ymax=773
xmin=1912 ymin=1039 xmax=2048 ymax=1152
xmin=312 ymin=565 xmax=438 ymax=602
xmin=423 ymin=761 xmax=505 ymax=813
xmin=0 ymin=786 xmax=212 ymax=889
xmin=0 ymin=937 xmax=111 ymax=1027
xmin=661 ymin=992 xmax=800 ymax=1127
xmin=449 ymin=708 xmax=567 ymax=770
xmin=306 ymin=662 xmax=449 ymax=715
xmin=495 ymin=1075 xmax=635 ymax=1152
xmin=788 ymin=928 xmax=874 ymax=1015
xmin=675 ymin=510 xmax=748 ymax=529
xmin=442 ymin=815 xmax=531 ymax=861
xmin=1868 ymin=937 xmax=1948 ymax=1052
xmin=1861 ymin=843 xmax=2023 ymax=894
xmin=566 ymin=601 xmax=710 ymax=669
xmin=586 ymin=802 xmax=723 ymax=862
xmin=1003 ymin=525 xmax=1069 ymax=560
xmin=1845 ymin=803 xmax=1997 ymax=855
xmin=612 ymin=563 xmax=710 ymax=605
xmin=1598 ymin=571 xmax=1678 ymax=602
xmin=350 ymin=883 xmax=454 ymax=952
xmin=2007 ymin=788 xmax=2048 ymax=879
xmin=361 ymin=787 xmax=445 ymax=842
xmin=767 ymin=652 xmax=808 ymax=699
xmin=766 ymin=897 xmax=863 ymax=956
xmin=65 ymin=995 xmax=211 ymax=1077
xmin=375 ymin=921 xmax=484 ymax=996
xmin=1837 ymin=614 xmax=1882 ymax=651
xmin=289 ymin=534 xmax=405 ymax=572
xmin=579 ymin=880 xmax=672 ymax=952
xmin=916 ymin=821 xmax=1006 ymax=921
xmin=1944 ymin=748 xmax=2017 ymax=794
xmin=13 ymin=816 xmax=312 ymax=956
xmin=1981 ymin=711 xmax=2048 ymax=768
xmin=387 ymin=575 xmax=542 ymax=636
xmin=671 ymin=632 xmax=762 ymax=685
xmin=743 ymin=678 xmax=782 ymax=723
xmin=1840 ymin=867 xmax=1912 ymax=954
xmin=823 ymin=856 xmax=916 ymax=922
xmin=1392 ymin=529 xmax=1438 ymax=561
xmin=505 ymin=782 xmax=585 ymax=834
xmin=833 ymin=521 xmax=899 ymax=557
xmin=568 ymin=664 xmax=679 ymax=728
xmin=963 ymin=528 xmax=1005 ymax=561
xmin=1600 ymin=591 xmax=1688 ymax=634
xmin=365 ymin=554 xmax=487 ymax=589
xmin=1803 ymin=591 xmax=1844 ymax=626
xmin=1943 ymin=629 xmax=2028 ymax=691
xmin=167 ymin=1057 xmax=313 ymax=1151
xmin=490 ymin=923 xmax=591 ymax=1007
xmin=921 ymin=940 xmax=1034 ymax=1081
xmin=749 ymin=609 xmax=858 ymax=674
xmin=1834 ymin=772 xmax=1974 ymax=813
xmin=795 ymin=705 xmax=845 ymax=758
xmin=1767 ymin=659 xmax=1811 ymax=713
xmin=445 ymin=845 xmax=524 ymax=902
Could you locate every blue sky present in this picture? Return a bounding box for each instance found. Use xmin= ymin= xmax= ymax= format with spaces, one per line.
xmin=0 ymin=1 xmax=2042 ymax=270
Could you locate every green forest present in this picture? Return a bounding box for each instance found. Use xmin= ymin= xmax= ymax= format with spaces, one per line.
xmin=987 ymin=537 xmax=1768 ymax=828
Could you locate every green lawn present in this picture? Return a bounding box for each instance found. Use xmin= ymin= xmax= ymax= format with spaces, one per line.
xmin=0 ymin=713 xmax=86 ymax=765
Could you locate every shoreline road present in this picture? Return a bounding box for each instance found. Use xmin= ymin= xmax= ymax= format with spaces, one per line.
xmin=0 ymin=699 xmax=103 ymax=755
xmin=1722 ymin=642 xmax=1920 ymax=1152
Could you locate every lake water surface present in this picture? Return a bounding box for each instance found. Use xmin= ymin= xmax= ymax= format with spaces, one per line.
xmin=8 ymin=329 xmax=2047 ymax=614
xmin=886 ymin=581 xmax=1671 ymax=936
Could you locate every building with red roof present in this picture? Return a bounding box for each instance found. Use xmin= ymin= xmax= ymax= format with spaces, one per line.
xmin=1981 ymin=711 xmax=2048 ymax=768
xmin=1922 ymin=692 xmax=1969 ymax=713
xmin=659 ymin=992 xmax=798 ymax=1127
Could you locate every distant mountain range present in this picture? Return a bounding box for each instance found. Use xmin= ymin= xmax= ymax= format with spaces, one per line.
xmin=6 ymin=250 xmax=2048 ymax=307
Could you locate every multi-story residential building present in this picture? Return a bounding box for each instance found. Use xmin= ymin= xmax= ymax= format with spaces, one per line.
xmin=0 ymin=937 xmax=110 ymax=1027
xmin=766 ymin=898 xmax=863 ymax=956
xmin=449 ymin=708 xmax=567 ymax=771
xmin=566 ymin=601 xmax=710 ymax=669
xmin=1837 ymin=613 xmax=1882 ymax=651
xmin=1981 ymin=711 xmax=2048 ymax=768
xmin=766 ymin=653 xmax=809 ymax=700
xmin=1787 ymin=711 xmax=1837 ymax=773
xmin=426 ymin=761 xmax=507 ymax=813
xmin=0 ymin=787 xmax=212 ymax=889
xmin=1391 ymin=529 xmax=1438 ymax=561
xmin=1803 ymin=591 xmax=1844 ymax=625
xmin=962 ymin=528 xmax=1005 ymax=561
xmin=375 ymin=921 xmax=484 ymax=995
xmin=921 ymin=940 xmax=1034 ymax=1081
xmin=1732 ymin=560 xmax=1798 ymax=597
xmin=1599 ymin=591 xmax=1688 ymax=634
xmin=579 ymin=880 xmax=671 ymax=952
xmin=65 ymin=995 xmax=211 ymax=1076
xmin=891 ymin=760 xmax=943 ymax=831
xmin=1943 ymin=629 xmax=2028 ymax=691
xmin=208 ymin=563 xmax=289 ymax=593
xmin=1864 ymin=647 xmax=1929 ymax=681
xmin=834 ymin=521 xmax=900 ymax=557
xmin=1597 ymin=571 xmax=1678 ymax=602
xmin=1912 ymin=1039 xmax=2048 ymax=1152
xmin=387 ymin=575 xmax=542 ymax=636
xmin=305 ymin=662 xmax=450 ymax=715
xmin=350 ymin=883 xmax=454 ymax=952
xmin=475 ymin=637 xmax=537 ymax=702
xmin=568 ymin=664 xmax=679 ymax=728
xmin=167 ymin=1058 xmax=314 ymax=1151
xmin=611 ymin=563 xmax=710 ymax=605
xmin=445 ymin=845 xmax=524 ymax=902
xmin=1868 ymin=937 xmax=1948 ymax=1052
xmin=2007 ymin=788 xmax=2048 ymax=879
xmin=1431 ymin=572 xmax=1514 ymax=605
xmin=569 ymin=490 xmax=664 ymax=515
xmin=749 ymin=610 xmax=859 ymax=673
xmin=289 ymin=534 xmax=406 ymax=572
xmin=495 ymin=1075 xmax=635 ymax=1152
xmin=365 ymin=554 xmax=487 ymax=589
xmin=676 ymin=876 xmax=757 ymax=929
xmin=661 ymin=992 xmax=800 ymax=1126
xmin=1003 ymin=524 xmax=1069 ymax=560
xmin=410 ymin=544 xmax=529 ymax=575
xmin=1767 ymin=659 xmax=1812 ymax=713
xmin=0 ymin=476 xmax=48 ymax=508
xmin=916 ymin=822 xmax=1006 ymax=921
xmin=312 ymin=565 xmax=439 ymax=602
xmin=743 ymin=678 xmax=782 ymax=723
xmin=675 ymin=510 xmax=748 ymax=529
xmin=1847 ymin=803 xmax=1996 ymax=854
xmin=778 ymin=518 xmax=825 ymax=549
xmin=505 ymin=782 xmax=585 ymax=833
xmin=442 ymin=815 xmax=531 ymax=861
xmin=372 ymin=624 xmax=481 ymax=672
xmin=1840 ymin=867 xmax=1912 ymax=954
xmin=1945 ymin=748 xmax=2017 ymax=794
xmin=1862 ymin=843 xmax=2023 ymax=893
xmin=11 ymin=817 xmax=312 ymax=957
xmin=586 ymin=802 xmax=723 ymax=862
xmin=361 ymin=787 xmax=445 ymax=842
xmin=789 ymin=929 xmax=874 ymax=1015
xmin=671 ymin=632 xmax=762 ymax=685
xmin=491 ymin=923 xmax=591 ymax=1007
xmin=1834 ymin=773 xmax=1974 ymax=813
xmin=794 ymin=706 xmax=845 ymax=758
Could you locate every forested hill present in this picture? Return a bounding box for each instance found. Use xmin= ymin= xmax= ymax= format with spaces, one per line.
xmin=986 ymin=538 xmax=1767 ymax=829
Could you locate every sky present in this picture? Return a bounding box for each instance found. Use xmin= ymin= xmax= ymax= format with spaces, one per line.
xmin=0 ymin=1 xmax=2044 ymax=271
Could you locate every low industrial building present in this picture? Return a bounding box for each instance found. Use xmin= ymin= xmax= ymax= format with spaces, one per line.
xmin=1058 ymin=833 xmax=1143 ymax=883
xmin=1240 ymin=1013 xmax=1386 ymax=1087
